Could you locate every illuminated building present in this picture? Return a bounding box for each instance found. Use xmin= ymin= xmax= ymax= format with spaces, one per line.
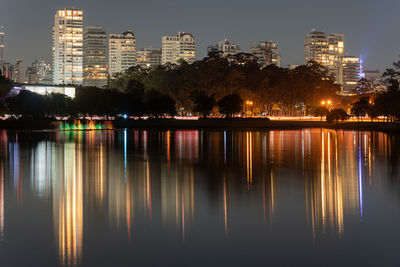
xmin=136 ymin=46 xmax=161 ymax=68
xmin=11 ymin=84 xmax=76 ymax=98
xmin=52 ymin=8 xmax=83 ymax=85
xmin=36 ymin=60 xmax=53 ymax=84
xmin=109 ymin=30 xmax=136 ymax=77
xmin=161 ymin=32 xmax=195 ymax=65
xmin=207 ymin=38 xmax=242 ymax=57
xmin=304 ymin=30 xmax=344 ymax=83
xmin=1 ymin=62 xmax=13 ymax=80
xmin=83 ymin=26 xmax=108 ymax=87
xmin=342 ymin=56 xmax=361 ymax=95
xmin=0 ymin=26 xmax=4 ymax=72
xmin=13 ymin=59 xmax=24 ymax=83
xmin=250 ymin=41 xmax=281 ymax=67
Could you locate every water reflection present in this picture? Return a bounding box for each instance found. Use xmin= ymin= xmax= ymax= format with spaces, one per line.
xmin=0 ymin=129 xmax=399 ymax=266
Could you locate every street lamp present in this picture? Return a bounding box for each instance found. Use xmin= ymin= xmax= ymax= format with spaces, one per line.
xmin=245 ymin=100 xmax=253 ymax=116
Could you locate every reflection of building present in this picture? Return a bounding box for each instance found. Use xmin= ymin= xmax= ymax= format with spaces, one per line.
xmin=136 ymin=47 xmax=162 ymax=68
xmin=305 ymin=130 xmax=361 ymax=238
xmin=52 ymin=143 xmax=83 ymax=267
xmin=83 ymin=26 xmax=108 ymax=87
xmin=304 ymin=30 xmax=344 ymax=83
xmin=162 ymin=32 xmax=195 ymax=65
xmin=250 ymin=41 xmax=281 ymax=67
xmin=109 ymin=30 xmax=136 ymax=77
xmin=207 ymin=39 xmax=241 ymax=57
xmin=342 ymin=56 xmax=361 ymax=95
xmin=52 ymin=8 xmax=84 ymax=85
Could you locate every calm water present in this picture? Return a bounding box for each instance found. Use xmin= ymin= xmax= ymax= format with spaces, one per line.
xmin=0 ymin=129 xmax=399 ymax=266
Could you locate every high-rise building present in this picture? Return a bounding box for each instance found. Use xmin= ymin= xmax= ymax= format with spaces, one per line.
xmin=136 ymin=47 xmax=162 ymax=68
xmin=363 ymin=70 xmax=386 ymax=93
xmin=0 ymin=26 xmax=4 ymax=72
xmin=1 ymin=63 xmax=13 ymax=80
xmin=250 ymin=41 xmax=281 ymax=67
xmin=25 ymin=66 xmax=37 ymax=84
xmin=13 ymin=59 xmax=24 ymax=83
xmin=342 ymin=56 xmax=361 ymax=95
xmin=109 ymin=30 xmax=136 ymax=77
xmin=304 ymin=30 xmax=344 ymax=83
xmin=83 ymin=26 xmax=108 ymax=87
xmin=36 ymin=60 xmax=53 ymax=84
xmin=161 ymin=32 xmax=195 ymax=65
xmin=207 ymin=39 xmax=241 ymax=57
xmin=52 ymin=8 xmax=83 ymax=85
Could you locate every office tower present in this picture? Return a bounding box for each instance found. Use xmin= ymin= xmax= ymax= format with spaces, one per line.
xmin=25 ymin=66 xmax=37 ymax=84
xmin=36 ymin=60 xmax=53 ymax=84
xmin=1 ymin=63 xmax=13 ymax=80
xmin=304 ymin=30 xmax=344 ymax=83
xmin=161 ymin=32 xmax=195 ymax=65
xmin=83 ymin=26 xmax=108 ymax=87
xmin=207 ymin=39 xmax=241 ymax=57
xmin=0 ymin=26 xmax=4 ymax=72
xmin=52 ymin=8 xmax=83 ymax=85
xmin=13 ymin=59 xmax=24 ymax=83
xmin=250 ymin=41 xmax=281 ymax=67
xmin=136 ymin=47 xmax=162 ymax=68
xmin=342 ymin=56 xmax=361 ymax=95
xmin=108 ymin=30 xmax=136 ymax=77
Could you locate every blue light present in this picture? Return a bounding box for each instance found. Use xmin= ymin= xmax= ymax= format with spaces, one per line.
xmin=123 ymin=114 xmax=128 ymax=119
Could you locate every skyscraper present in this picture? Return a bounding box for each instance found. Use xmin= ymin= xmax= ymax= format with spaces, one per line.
xmin=52 ymin=8 xmax=83 ymax=85
xmin=342 ymin=56 xmax=361 ymax=95
xmin=13 ymin=59 xmax=24 ymax=83
xmin=207 ymin=39 xmax=241 ymax=57
xmin=109 ymin=30 xmax=136 ymax=77
xmin=161 ymin=32 xmax=195 ymax=65
xmin=250 ymin=41 xmax=281 ymax=67
xmin=83 ymin=26 xmax=108 ymax=87
xmin=136 ymin=47 xmax=162 ymax=68
xmin=0 ymin=26 xmax=4 ymax=73
xmin=304 ymin=30 xmax=344 ymax=83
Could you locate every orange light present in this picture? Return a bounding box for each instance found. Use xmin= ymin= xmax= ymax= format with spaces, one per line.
xmin=321 ymin=101 xmax=326 ymax=105
xmin=327 ymin=100 xmax=332 ymax=105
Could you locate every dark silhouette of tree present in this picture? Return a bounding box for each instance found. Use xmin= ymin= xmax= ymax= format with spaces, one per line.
xmin=313 ymin=106 xmax=329 ymax=121
xmin=350 ymin=97 xmax=370 ymax=121
xmin=145 ymin=90 xmax=176 ymax=118
xmin=190 ymin=90 xmax=216 ymax=118
xmin=7 ymin=90 xmax=47 ymax=118
xmin=326 ymin=109 xmax=350 ymax=124
xmin=217 ymin=93 xmax=243 ymax=117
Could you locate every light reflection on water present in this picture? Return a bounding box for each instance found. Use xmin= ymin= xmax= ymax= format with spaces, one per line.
xmin=0 ymin=129 xmax=399 ymax=266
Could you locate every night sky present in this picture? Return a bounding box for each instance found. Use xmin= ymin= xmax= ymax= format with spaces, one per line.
xmin=1 ymin=0 xmax=399 ymax=71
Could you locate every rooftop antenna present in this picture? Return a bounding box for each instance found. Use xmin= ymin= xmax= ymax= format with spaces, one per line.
xmin=0 ymin=26 xmax=4 ymax=73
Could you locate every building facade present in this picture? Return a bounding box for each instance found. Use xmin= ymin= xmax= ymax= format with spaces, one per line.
xmin=13 ymin=59 xmax=24 ymax=83
xmin=304 ymin=30 xmax=344 ymax=83
xmin=136 ymin=47 xmax=162 ymax=68
xmin=52 ymin=8 xmax=83 ymax=85
xmin=109 ymin=30 xmax=136 ymax=77
xmin=83 ymin=26 xmax=108 ymax=87
xmin=207 ymin=39 xmax=241 ymax=57
xmin=342 ymin=56 xmax=361 ymax=95
xmin=250 ymin=41 xmax=280 ymax=67
xmin=161 ymin=32 xmax=195 ymax=65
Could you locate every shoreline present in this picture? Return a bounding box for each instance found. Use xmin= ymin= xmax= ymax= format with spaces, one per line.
xmin=0 ymin=118 xmax=399 ymax=134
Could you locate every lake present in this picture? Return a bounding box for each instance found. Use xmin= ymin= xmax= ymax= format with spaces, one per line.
xmin=0 ymin=129 xmax=399 ymax=266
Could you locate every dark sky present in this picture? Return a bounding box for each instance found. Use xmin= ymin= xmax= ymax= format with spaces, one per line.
xmin=1 ymin=0 xmax=399 ymax=71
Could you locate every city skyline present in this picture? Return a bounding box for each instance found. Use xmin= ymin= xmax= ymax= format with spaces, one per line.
xmin=1 ymin=0 xmax=400 ymax=72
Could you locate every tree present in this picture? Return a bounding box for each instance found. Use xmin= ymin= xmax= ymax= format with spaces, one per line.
xmin=145 ymin=90 xmax=176 ymax=118
xmin=7 ymin=90 xmax=47 ymax=118
xmin=326 ymin=109 xmax=350 ymax=124
xmin=217 ymin=93 xmax=242 ymax=117
xmin=313 ymin=106 xmax=329 ymax=121
xmin=190 ymin=90 xmax=216 ymax=118
xmin=350 ymin=97 xmax=370 ymax=121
